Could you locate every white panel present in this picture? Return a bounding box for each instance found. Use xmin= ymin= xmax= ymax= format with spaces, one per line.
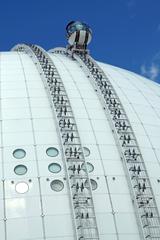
xmin=3 ymin=132 xmax=34 ymax=146
xmin=115 ymin=213 xmax=139 ymax=234
xmin=43 ymin=195 xmax=71 ymax=215
xmin=98 ymin=145 xmax=120 ymax=161
xmin=79 ymin=131 xmax=96 ymax=144
xmin=40 ymin=177 xmax=67 ymax=196
xmin=111 ymin=194 xmax=134 ymax=212
xmin=1 ymin=73 xmax=24 ymax=82
xmin=0 ymin=221 xmax=5 ymax=240
xmin=90 ymin=177 xmax=108 ymax=194
xmin=2 ymin=119 xmax=32 ymax=133
xmin=91 ymin=119 xmax=111 ymax=132
xmin=93 ymin=194 xmax=112 ymax=213
xmin=77 ymin=88 xmax=97 ymax=99
xmin=87 ymin=159 xmax=104 ymax=175
xmin=119 ymin=234 xmax=140 ymax=240
xmin=76 ymin=82 xmax=93 ymax=90
xmin=0 ymin=166 xmax=2 ymax=179
xmin=27 ymin=88 xmax=47 ymax=97
xmin=1 ymin=69 xmax=23 ymax=76
xmin=87 ymin=108 xmax=106 ymax=120
xmin=122 ymin=90 xmax=149 ymax=105
xmin=119 ymin=103 xmax=140 ymax=123
xmin=36 ymin=144 xmax=61 ymax=161
xmin=131 ymin=122 xmax=147 ymax=136
xmin=64 ymin=88 xmax=81 ymax=98
xmin=144 ymin=124 xmax=160 ymax=137
xmin=6 ymin=197 xmax=41 ymax=218
xmin=7 ymin=217 xmax=43 ymax=240
xmin=145 ymin=162 xmax=160 ymax=178
xmin=83 ymin=98 xmax=103 ymax=109
xmin=96 ymin=213 xmax=116 ymax=234
xmin=75 ymin=118 xmax=92 ymax=131
xmin=4 ymin=161 xmax=38 ymax=178
xmin=95 ymin=131 xmax=115 ymax=145
xmin=45 ymin=215 xmax=74 ymax=238
xmin=103 ymin=160 xmax=124 ymax=175
xmin=5 ymin=178 xmax=39 ymax=198
xmin=107 ymin=176 xmax=130 ymax=194
xmin=1 ymin=98 xmax=29 ymax=109
xmin=34 ymin=131 xmax=59 ymax=145
xmin=30 ymin=97 xmax=49 ymax=108
xmin=2 ymin=108 xmax=30 ymax=120
xmin=140 ymin=147 xmax=158 ymax=163
xmin=79 ymin=144 xmax=100 ymax=161
xmin=0 ymin=181 xmax=4 ymax=199
xmin=25 ymin=73 xmax=43 ymax=81
xmin=1 ymin=89 xmax=27 ymax=98
xmin=149 ymin=136 xmax=160 ymax=148
xmin=136 ymin=135 xmax=151 ymax=148
xmin=154 ymin=196 xmax=160 ymax=215
xmin=27 ymin=81 xmax=44 ymax=89
xmin=46 ymin=238 xmax=74 ymax=240
xmin=70 ymin=98 xmax=86 ymax=109
xmin=39 ymin=160 xmax=64 ymax=177
xmin=33 ymin=118 xmax=56 ymax=132
xmin=0 ymin=149 xmax=2 ymax=163
xmin=31 ymin=107 xmax=53 ymax=118
xmin=71 ymin=107 xmax=88 ymax=119
xmin=150 ymin=179 xmax=160 ymax=196
xmin=3 ymin=145 xmax=36 ymax=163
xmin=1 ymin=81 xmax=26 ymax=90
xmin=155 ymin=149 xmax=160 ymax=163
xmin=0 ymin=200 xmax=4 ymax=220
xmin=138 ymin=113 xmax=160 ymax=125
xmin=134 ymin=104 xmax=156 ymax=116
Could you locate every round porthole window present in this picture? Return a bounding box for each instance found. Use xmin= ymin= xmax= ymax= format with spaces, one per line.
xmin=50 ymin=180 xmax=64 ymax=192
xmin=83 ymin=147 xmax=90 ymax=157
xmin=15 ymin=182 xmax=29 ymax=194
xmin=46 ymin=147 xmax=59 ymax=157
xmin=82 ymin=162 xmax=94 ymax=173
xmin=13 ymin=149 xmax=26 ymax=159
xmin=84 ymin=179 xmax=98 ymax=191
xmin=48 ymin=163 xmax=61 ymax=173
xmin=14 ymin=165 xmax=28 ymax=175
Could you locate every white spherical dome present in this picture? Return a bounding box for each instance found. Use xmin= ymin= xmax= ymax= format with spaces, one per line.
xmin=0 ymin=46 xmax=160 ymax=240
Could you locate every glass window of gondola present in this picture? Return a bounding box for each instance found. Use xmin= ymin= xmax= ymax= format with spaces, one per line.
xmin=67 ymin=21 xmax=92 ymax=35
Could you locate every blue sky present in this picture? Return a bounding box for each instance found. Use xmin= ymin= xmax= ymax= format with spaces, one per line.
xmin=0 ymin=0 xmax=160 ymax=82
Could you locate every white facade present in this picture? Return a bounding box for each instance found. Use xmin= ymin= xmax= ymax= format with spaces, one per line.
xmin=0 ymin=50 xmax=160 ymax=240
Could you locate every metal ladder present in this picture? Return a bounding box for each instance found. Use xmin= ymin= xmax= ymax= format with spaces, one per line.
xmin=52 ymin=47 xmax=160 ymax=239
xmin=12 ymin=44 xmax=100 ymax=240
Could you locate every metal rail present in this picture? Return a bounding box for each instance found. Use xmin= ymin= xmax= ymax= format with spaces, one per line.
xmin=12 ymin=44 xmax=100 ymax=240
xmin=52 ymin=47 xmax=160 ymax=240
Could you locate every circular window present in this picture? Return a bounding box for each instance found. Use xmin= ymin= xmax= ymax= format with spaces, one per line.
xmin=48 ymin=163 xmax=61 ymax=173
xmin=50 ymin=180 xmax=64 ymax=192
xmin=13 ymin=149 xmax=26 ymax=159
xmin=46 ymin=147 xmax=59 ymax=157
xmin=84 ymin=179 xmax=98 ymax=191
xmin=83 ymin=147 xmax=90 ymax=157
xmin=14 ymin=165 xmax=28 ymax=175
xmin=15 ymin=182 xmax=29 ymax=194
xmin=82 ymin=162 xmax=94 ymax=173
